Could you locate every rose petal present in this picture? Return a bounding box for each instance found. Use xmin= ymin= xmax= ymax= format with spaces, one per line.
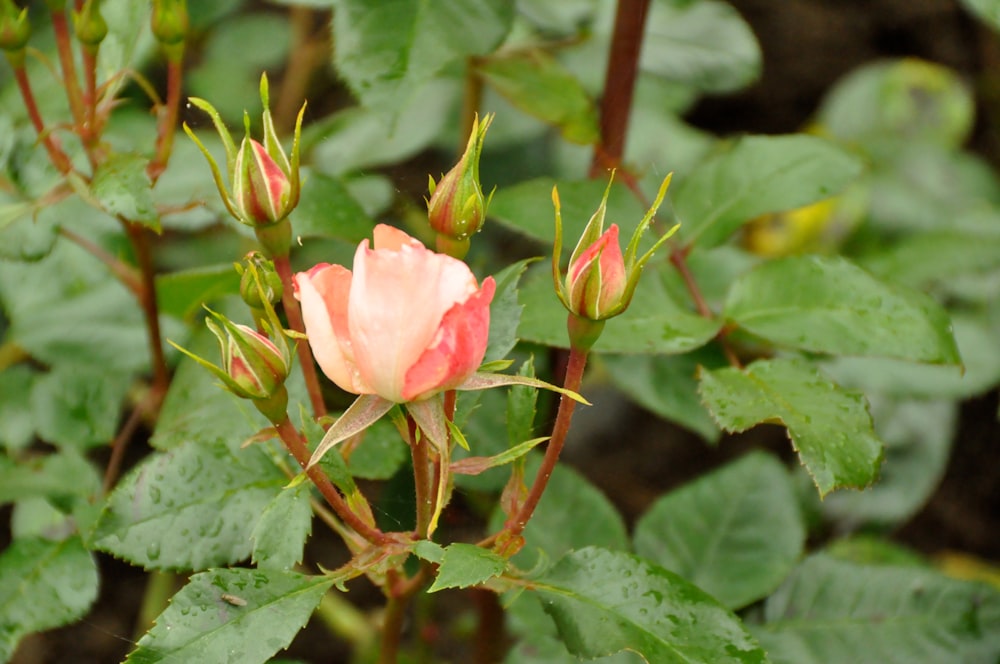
xmin=402 ymin=276 xmax=496 ymax=401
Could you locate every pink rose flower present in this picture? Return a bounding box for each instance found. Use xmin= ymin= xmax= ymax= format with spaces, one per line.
xmin=295 ymin=224 xmax=496 ymax=403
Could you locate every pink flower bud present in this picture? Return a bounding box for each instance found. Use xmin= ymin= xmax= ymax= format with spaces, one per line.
xmin=233 ymin=138 xmax=293 ymax=226
xmin=426 ymin=114 xmax=494 ymax=247
xmin=294 ymin=224 xmax=496 ymax=403
xmin=566 ymin=224 xmax=627 ymax=320
xmin=207 ymin=316 xmax=290 ymax=400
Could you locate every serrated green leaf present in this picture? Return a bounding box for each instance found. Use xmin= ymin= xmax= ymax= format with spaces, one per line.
xmin=486 ymin=258 xmax=532 ymax=363
xmin=90 ymin=153 xmax=160 ymax=230
xmin=675 ymin=135 xmax=863 ymax=249
xmin=331 ymin=0 xmax=513 ymax=110
xmin=30 ymin=365 xmax=132 ymax=450
xmin=427 ymin=543 xmax=507 ymax=592
xmin=602 ymin=352 xmax=721 ymax=442
xmin=292 ymin=170 xmax=375 ymax=243
xmin=698 ymin=358 xmax=884 ymax=497
xmin=506 ymin=357 xmax=538 ymax=449
xmin=0 ymin=537 xmax=99 ymax=661
xmin=412 ymin=540 xmax=445 ymax=564
xmin=155 ymin=265 xmax=242 ymax=320
xmin=634 ymin=452 xmax=804 ymax=609
xmin=251 ymin=483 xmax=313 ymax=571
xmin=477 ymin=50 xmax=599 ymax=144
xmin=0 ymin=365 xmax=37 ymax=451
xmin=642 ymin=0 xmax=761 ymax=93
xmin=724 ymin=255 xmax=960 ymax=364
xmin=531 ymin=547 xmax=768 ymax=663
xmin=753 ymin=553 xmax=1000 ymax=664
xmin=124 ymin=568 xmax=333 ymax=664
xmin=92 ymin=440 xmax=286 ymax=570
xmin=518 ymin=262 xmax=721 ymax=354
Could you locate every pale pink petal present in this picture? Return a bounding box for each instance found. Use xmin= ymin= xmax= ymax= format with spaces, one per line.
xmin=402 ymin=276 xmax=496 ymax=401
xmin=348 ymin=231 xmax=479 ymax=402
xmin=372 ymin=223 xmax=423 ymax=252
xmin=295 ymin=265 xmax=371 ymax=394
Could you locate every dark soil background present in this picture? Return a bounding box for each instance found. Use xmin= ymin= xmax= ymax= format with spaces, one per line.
xmin=8 ymin=1 xmax=1000 ymax=662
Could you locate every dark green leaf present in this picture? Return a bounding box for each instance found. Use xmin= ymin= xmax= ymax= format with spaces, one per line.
xmin=90 ymin=153 xmax=160 ymax=231
xmin=506 ymin=358 xmax=539 ymax=451
xmin=0 ymin=537 xmax=99 ymax=661
xmin=155 ymin=265 xmax=242 ymax=320
xmin=331 ymin=0 xmax=513 ymax=110
xmin=634 ymin=452 xmax=804 ymax=609
xmin=344 ymin=416 xmax=408 ymax=481
xmin=859 ymin=228 xmax=1000 ymax=291
xmin=518 ymin=263 xmax=721 ymax=354
xmin=0 ymin=365 xmax=36 ymax=451
xmin=675 ymin=135 xmax=863 ymax=249
xmin=532 ymin=547 xmax=768 ymax=663
xmin=602 ymin=352 xmax=720 ymax=442
xmin=92 ymin=440 xmax=286 ymax=570
xmin=427 ymin=543 xmax=507 ymax=592
xmin=642 ymin=0 xmax=761 ymax=93
xmin=753 ymin=553 xmax=1000 ymax=664
xmin=251 ymin=483 xmax=313 ymax=571
xmin=124 ymin=569 xmax=333 ymax=664
xmin=477 ymin=50 xmax=599 ymax=144
xmin=0 ymin=450 xmax=100 ymax=506
xmin=698 ymin=358 xmax=884 ymax=497
xmin=30 ymin=365 xmax=132 ymax=450
xmin=292 ymin=171 xmax=375 ymax=243
xmin=724 ymin=255 xmax=960 ymax=364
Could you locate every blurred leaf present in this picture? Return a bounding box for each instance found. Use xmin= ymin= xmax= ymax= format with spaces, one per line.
xmin=724 ymin=255 xmax=960 ymax=364
xmin=698 ymin=358 xmax=884 ymax=497
xmin=753 ymin=553 xmax=1000 ymax=664
xmin=93 ymin=439 xmax=286 ymax=570
xmin=0 ymin=365 xmax=36 ymax=451
xmin=820 ymin=398 xmax=955 ymax=527
xmin=0 ymin=537 xmax=99 ymax=662
xmin=331 ymin=0 xmax=513 ymax=110
xmin=675 ymin=135 xmax=863 ymax=249
xmin=124 ymin=568 xmax=333 ymax=664
xmin=186 ymin=13 xmax=292 ymax=124
xmin=293 ymin=170 xmax=375 ymax=243
xmin=90 ymin=153 xmax=160 ymax=231
xmin=859 ymin=227 xmax=1000 ymax=290
xmin=531 ymin=547 xmax=769 ymax=663
xmin=642 ymin=0 xmax=761 ymax=93
xmin=428 ymin=543 xmax=507 ymax=592
xmin=477 ymin=50 xmax=599 ymax=144
xmin=602 ymin=352 xmax=721 ymax=442
xmin=155 ymin=265 xmax=242 ymax=320
xmin=344 ymin=416 xmax=408 ymax=481
xmin=505 ymin=633 xmax=643 ymax=664
xmin=0 ymin=450 xmax=100 ymax=506
xmin=818 ymin=58 xmax=974 ymax=150
xmin=825 ymin=535 xmax=929 ymax=568
xmin=518 ymin=262 xmax=721 ymax=354
xmin=251 ymin=483 xmax=313 ymax=571
xmin=30 ymin=365 xmax=132 ymax=450
xmin=961 ymin=0 xmax=1000 ymax=31
xmin=634 ymin=451 xmax=805 ymax=609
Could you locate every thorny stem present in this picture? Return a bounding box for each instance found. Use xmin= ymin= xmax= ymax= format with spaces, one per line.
xmin=589 ymin=0 xmax=651 ymax=176
xmin=409 ymin=414 xmax=433 ymax=538
xmin=50 ymin=9 xmax=87 ymax=131
xmin=472 ymin=589 xmax=505 ymax=664
xmin=273 ymin=255 xmax=328 ymax=418
xmin=505 ymin=345 xmax=589 ymax=542
xmin=102 ymin=390 xmax=158 ymax=494
xmin=123 ymin=221 xmax=170 ymax=396
xmin=148 ymin=57 xmax=184 ymax=182
xmin=273 ymin=416 xmax=392 ymax=546
xmin=12 ymin=66 xmax=72 ymax=173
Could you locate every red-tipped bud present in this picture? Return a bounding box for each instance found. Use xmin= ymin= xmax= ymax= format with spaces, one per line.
xmin=234 ymin=138 xmax=293 ymax=226
xmin=426 ymin=113 xmax=494 ymax=253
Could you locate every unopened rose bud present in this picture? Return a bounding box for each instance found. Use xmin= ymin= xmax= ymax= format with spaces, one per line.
xmin=73 ymin=0 xmax=107 ymax=52
xmin=151 ymin=0 xmax=187 ymax=46
xmin=552 ymin=171 xmax=678 ymax=343
xmin=0 ymin=0 xmax=30 ymax=65
xmin=233 ymin=136 xmax=293 ymax=226
xmin=426 ymin=113 xmax=494 ymax=257
xmin=238 ymin=251 xmax=283 ymax=311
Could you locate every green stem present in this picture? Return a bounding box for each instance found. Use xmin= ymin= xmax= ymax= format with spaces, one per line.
xmin=50 ymin=8 xmax=87 ymax=131
xmin=504 ymin=344 xmax=589 ymax=542
xmin=273 ymin=253 xmax=328 ymax=418
xmin=273 ymin=416 xmax=392 ymax=546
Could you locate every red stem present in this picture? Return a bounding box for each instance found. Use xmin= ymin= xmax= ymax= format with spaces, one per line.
xmin=12 ymin=66 xmax=72 ymax=173
xmin=50 ymin=9 xmax=87 ymax=130
xmin=409 ymin=414 xmax=432 ymax=538
xmin=505 ymin=345 xmax=588 ymax=540
xmin=123 ymin=221 xmax=170 ymax=394
xmin=148 ymin=57 xmax=183 ymax=182
xmin=273 ymin=255 xmax=328 ymax=418
xmin=274 ymin=416 xmax=392 ymax=545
